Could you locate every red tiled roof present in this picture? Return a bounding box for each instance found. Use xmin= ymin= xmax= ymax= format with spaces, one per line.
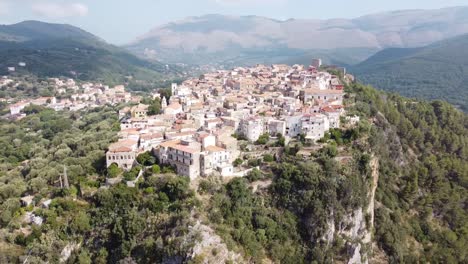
xmin=108 ymin=146 xmax=133 ymax=153
xmin=140 ymin=133 xmax=163 ymax=140
xmin=108 ymin=139 xmax=138 ymax=152
xmin=304 ymin=89 xmax=344 ymax=95
xmin=205 ymin=146 xmax=226 ymax=152
xmin=170 ymin=144 xmax=200 ymax=154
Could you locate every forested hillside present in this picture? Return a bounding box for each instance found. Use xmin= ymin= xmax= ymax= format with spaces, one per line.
xmin=351 ymin=34 xmax=468 ymax=112
xmin=0 ymin=21 xmax=178 ymax=86
xmin=0 ymin=82 xmax=466 ymax=263
xmin=348 ymin=83 xmax=467 ymax=262
xmin=199 ymin=82 xmax=468 ymax=262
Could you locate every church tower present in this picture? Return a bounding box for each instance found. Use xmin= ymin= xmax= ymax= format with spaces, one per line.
xmin=161 ymin=96 xmax=168 ymax=108
xmin=171 ymin=83 xmax=178 ymax=96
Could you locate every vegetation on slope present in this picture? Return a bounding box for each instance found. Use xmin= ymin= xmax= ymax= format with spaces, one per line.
xmin=351 ymin=34 xmax=468 ymax=112
xmin=348 ymin=83 xmax=468 ymax=262
xmin=0 ymin=20 xmax=180 ymax=87
xmin=0 ymin=106 xmax=199 ymax=263
xmin=0 ymin=81 xmax=466 ymax=263
xmin=0 ymin=38 xmax=177 ymax=86
xmin=200 ymin=82 xmax=467 ymax=263
xmin=0 ymin=20 xmax=98 ymax=43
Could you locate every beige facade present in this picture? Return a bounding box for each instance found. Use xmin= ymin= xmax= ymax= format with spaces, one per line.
xmin=106 ymin=139 xmax=138 ymax=170
xmin=201 ymin=146 xmax=232 ymax=176
xmin=131 ymin=104 xmax=149 ymax=118
xmin=301 ymin=89 xmax=344 ymax=104
xmin=106 ymin=149 xmax=136 ymax=170
xmin=158 ymin=140 xmax=202 ymax=179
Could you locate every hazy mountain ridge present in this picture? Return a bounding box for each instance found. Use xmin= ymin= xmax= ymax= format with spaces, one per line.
xmin=126 ymin=6 xmax=468 ymax=66
xmin=0 ymin=20 xmax=99 ymax=42
xmin=0 ymin=21 xmax=175 ymax=85
xmin=351 ymin=33 xmax=468 ymax=111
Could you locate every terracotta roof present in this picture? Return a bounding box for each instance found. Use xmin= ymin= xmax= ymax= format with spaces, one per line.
xmin=170 ymin=144 xmax=200 ymax=154
xmin=206 ymin=145 xmax=226 ymax=152
xmin=10 ymin=101 xmax=29 ymax=108
xmin=206 ymin=118 xmax=222 ymax=123
xmin=304 ymin=89 xmax=344 ymax=95
xmin=167 ymin=103 xmax=182 ymax=110
xmin=159 ymin=140 xmax=181 ymax=148
xmin=109 ymin=146 xmax=133 ymax=153
xmin=132 ymin=104 xmax=149 ymax=112
xmin=321 ymin=105 xmax=343 ymax=112
xmin=119 ymin=106 xmax=131 ymax=113
xmin=196 ymin=131 xmax=209 ymax=139
xmin=168 ymin=131 xmax=195 ymax=138
xmin=140 ymin=133 xmax=163 ymax=140
xmin=108 ymin=139 xmax=138 ymax=152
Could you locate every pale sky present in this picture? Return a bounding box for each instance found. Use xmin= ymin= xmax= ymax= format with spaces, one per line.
xmin=0 ymin=0 xmax=467 ymax=44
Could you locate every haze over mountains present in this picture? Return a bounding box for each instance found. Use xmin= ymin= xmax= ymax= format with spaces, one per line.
xmin=126 ymin=6 xmax=468 ymax=66
xmin=0 ymin=20 xmax=98 ymax=42
xmin=0 ymin=21 xmax=174 ymax=84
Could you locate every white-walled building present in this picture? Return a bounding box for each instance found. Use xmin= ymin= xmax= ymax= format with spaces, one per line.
xmin=285 ymin=115 xmax=303 ymax=138
xmin=164 ymin=140 xmax=202 ymax=179
xmin=268 ymin=119 xmax=287 ymax=136
xmin=302 ymin=89 xmax=344 ymax=104
xmin=140 ymin=133 xmax=164 ymax=151
xmin=9 ymin=102 xmax=29 ymax=115
xmin=301 ymin=114 xmax=330 ymax=141
xmin=239 ymin=117 xmax=265 ymax=142
xmin=201 ymin=145 xmax=232 ymax=176
xmin=322 ymin=105 xmax=344 ymax=129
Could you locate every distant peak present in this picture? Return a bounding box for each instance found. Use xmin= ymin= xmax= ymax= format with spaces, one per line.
xmin=0 ymin=20 xmax=101 ymax=43
xmin=14 ymin=20 xmax=67 ymax=26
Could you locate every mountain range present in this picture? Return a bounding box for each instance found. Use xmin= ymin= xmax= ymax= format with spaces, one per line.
xmin=351 ymin=33 xmax=468 ymax=111
xmin=2 ymin=7 xmax=468 ymax=109
xmin=0 ymin=21 xmax=175 ymax=86
xmin=126 ymin=6 xmax=468 ymax=66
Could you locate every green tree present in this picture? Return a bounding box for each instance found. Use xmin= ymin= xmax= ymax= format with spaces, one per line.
xmin=148 ymin=98 xmax=161 ymax=115
xmin=276 ymin=133 xmax=286 ymax=147
xmin=137 ymin=152 xmax=156 ymax=166
xmin=256 ymin=133 xmax=270 ymax=145
xmin=71 ymin=211 xmax=91 ymax=234
xmin=77 ymin=249 xmax=92 ymax=264
xmin=263 ymin=154 xmax=274 ymax=162
xmin=233 ymin=158 xmax=243 ymax=167
xmin=152 ymin=164 xmax=161 ymax=174
xmin=107 ymin=163 xmax=122 ymax=178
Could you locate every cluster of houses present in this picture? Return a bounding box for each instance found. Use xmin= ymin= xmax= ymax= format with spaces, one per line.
xmin=3 ymin=77 xmax=135 ymax=119
xmin=107 ymin=62 xmax=352 ymax=179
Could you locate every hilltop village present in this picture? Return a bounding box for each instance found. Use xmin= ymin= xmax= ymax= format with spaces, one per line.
xmin=107 ymin=62 xmax=357 ymax=179
xmin=2 ymin=77 xmax=135 ymax=119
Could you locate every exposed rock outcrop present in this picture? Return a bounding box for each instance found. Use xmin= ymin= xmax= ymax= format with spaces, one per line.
xmin=323 ymin=156 xmax=379 ymax=264
xmin=185 ymin=221 xmax=245 ymax=264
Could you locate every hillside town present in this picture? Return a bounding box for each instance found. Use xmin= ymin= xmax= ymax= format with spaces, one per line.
xmin=107 ymin=62 xmax=357 ymax=179
xmin=2 ymin=77 xmax=135 ymax=119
